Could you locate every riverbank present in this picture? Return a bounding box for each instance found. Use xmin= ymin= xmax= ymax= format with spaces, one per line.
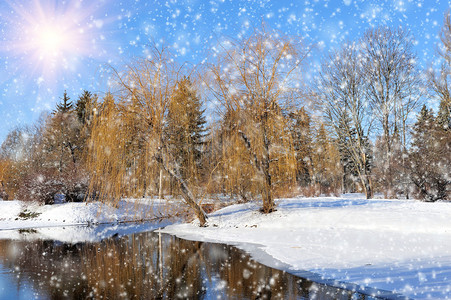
xmin=0 ymin=198 xmax=180 ymax=242
xmin=161 ymin=194 xmax=451 ymax=299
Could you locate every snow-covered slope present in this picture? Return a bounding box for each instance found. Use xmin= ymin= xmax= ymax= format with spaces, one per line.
xmin=161 ymin=195 xmax=451 ymax=299
xmin=0 ymin=198 xmax=179 ymax=227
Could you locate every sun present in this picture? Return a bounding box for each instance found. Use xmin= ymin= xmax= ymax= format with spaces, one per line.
xmin=31 ymin=22 xmax=72 ymax=61
xmin=35 ymin=25 xmax=68 ymax=57
xmin=21 ymin=6 xmax=89 ymax=71
xmin=2 ymin=0 xmax=102 ymax=81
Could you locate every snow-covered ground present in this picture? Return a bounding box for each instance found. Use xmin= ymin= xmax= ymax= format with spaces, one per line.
xmin=0 ymin=198 xmax=179 ymax=243
xmin=161 ymin=194 xmax=451 ymax=299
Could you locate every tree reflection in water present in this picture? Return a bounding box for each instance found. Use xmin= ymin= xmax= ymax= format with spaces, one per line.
xmin=0 ymin=229 xmax=370 ymax=299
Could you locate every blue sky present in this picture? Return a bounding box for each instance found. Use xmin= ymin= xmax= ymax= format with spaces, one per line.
xmin=0 ymin=0 xmax=450 ymax=143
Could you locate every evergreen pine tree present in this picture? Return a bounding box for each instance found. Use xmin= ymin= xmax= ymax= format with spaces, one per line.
xmin=75 ymin=90 xmax=93 ymax=125
xmin=166 ymin=77 xmax=207 ymax=184
xmin=409 ymin=105 xmax=450 ymax=201
xmin=55 ymin=90 xmax=73 ymax=114
xmin=436 ymin=98 xmax=451 ymax=131
xmin=289 ymin=107 xmax=313 ymax=186
xmin=49 ymin=91 xmax=77 ymax=172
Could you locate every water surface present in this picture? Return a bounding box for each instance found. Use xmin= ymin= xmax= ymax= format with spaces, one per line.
xmin=0 ymin=226 xmax=392 ymax=299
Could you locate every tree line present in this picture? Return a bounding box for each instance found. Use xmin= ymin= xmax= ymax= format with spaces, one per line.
xmin=0 ymin=17 xmax=450 ymax=225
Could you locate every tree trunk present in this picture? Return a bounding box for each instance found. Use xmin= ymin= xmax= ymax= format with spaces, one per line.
xmin=384 ymin=122 xmax=394 ymax=198
xmin=262 ymin=138 xmax=274 ymax=212
xmin=154 ymin=151 xmax=208 ymax=226
xmin=342 ymin=168 xmax=346 ymax=194
xmin=159 ymin=168 xmax=163 ymax=200
xmin=238 ymin=130 xmax=275 ymax=214
xmin=261 ymin=158 xmax=274 ymax=213
xmin=362 ymin=175 xmax=373 ymax=199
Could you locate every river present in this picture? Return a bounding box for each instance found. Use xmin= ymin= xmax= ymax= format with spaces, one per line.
xmin=0 ymin=224 xmax=388 ymax=299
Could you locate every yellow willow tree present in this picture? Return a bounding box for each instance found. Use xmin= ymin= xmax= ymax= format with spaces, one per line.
xmin=86 ymin=47 xmax=208 ymax=226
xmin=208 ymin=26 xmax=308 ymax=213
xmin=86 ymin=93 xmax=124 ymax=200
xmin=219 ymin=109 xmax=258 ymax=202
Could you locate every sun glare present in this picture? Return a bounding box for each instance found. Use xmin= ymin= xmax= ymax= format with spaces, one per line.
xmin=33 ymin=24 xmax=70 ymax=59
xmin=2 ymin=0 xmax=102 ymax=81
xmin=38 ymin=27 xmax=66 ymax=55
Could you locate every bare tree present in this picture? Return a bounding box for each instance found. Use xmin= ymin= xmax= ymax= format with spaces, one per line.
xmin=439 ymin=10 xmax=451 ymax=66
xmin=318 ymin=42 xmax=374 ymax=198
xmin=429 ymin=11 xmax=451 ymax=123
xmin=362 ymin=27 xmax=421 ymax=197
xmin=0 ymin=126 xmax=37 ymax=199
xmin=429 ymin=63 xmax=451 ymax=108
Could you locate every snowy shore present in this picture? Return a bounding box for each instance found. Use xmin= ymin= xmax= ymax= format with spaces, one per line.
xmin=161 ymin=195 xmax=451 ymax=299
xmin=0 ymin=199 xmax=177 ymax=243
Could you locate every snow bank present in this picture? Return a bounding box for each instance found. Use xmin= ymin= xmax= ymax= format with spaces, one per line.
xmin=0 ymin=198 xmax=181 ymax=242
xmin=161 ymin=195 xmax=451 ymax=299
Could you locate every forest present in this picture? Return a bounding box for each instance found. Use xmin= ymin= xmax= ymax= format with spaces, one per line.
xmin=0 ymin=18 xmax=450 ymax=226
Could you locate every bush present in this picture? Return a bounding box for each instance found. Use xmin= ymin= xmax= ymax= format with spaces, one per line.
xmin=65 ymin=183 xmax=88 ymax=202
xmin=62 ymin=168 xmax=89 ymax=202
xmin=17 ymin=170 xmax=63 ymax=204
